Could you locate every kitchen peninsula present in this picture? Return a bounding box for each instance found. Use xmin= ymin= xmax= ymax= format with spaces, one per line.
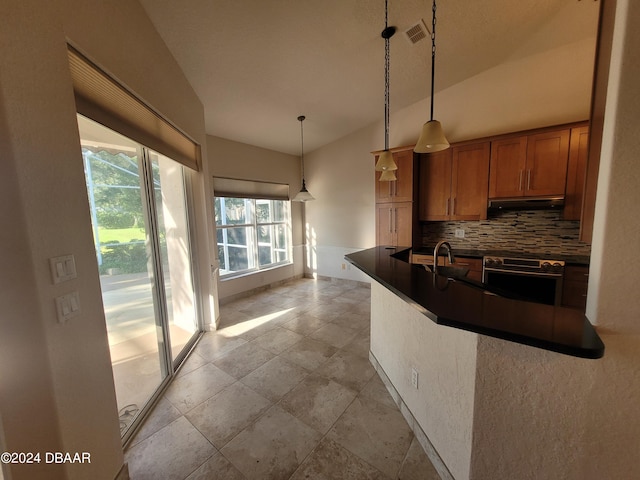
xmin=345 ymin=246 xmax=604 ymax=480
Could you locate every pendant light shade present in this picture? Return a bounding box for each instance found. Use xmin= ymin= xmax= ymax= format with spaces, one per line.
xmin=375 ymin=150 xmax=398 ymax=172
xmin=379 ymin=169 xmax=397 ymax=181
xmin=414 ymin=0 xmax=449 ymax=154
xmin=293 ymin=115 xmax=315 ymax=202
xmin=414 ymin=120 xmax=450 ymax=153
xmin=376 ymin=0 xmax=397 ymax=180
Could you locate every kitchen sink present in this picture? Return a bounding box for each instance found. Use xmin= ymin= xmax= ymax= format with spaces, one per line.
xmin=424 ymin=265 xmax=470 ymax=279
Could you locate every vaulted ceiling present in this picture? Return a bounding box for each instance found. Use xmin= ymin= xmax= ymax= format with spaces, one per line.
xmin=139 ymin=0 xmax=600 ymax=155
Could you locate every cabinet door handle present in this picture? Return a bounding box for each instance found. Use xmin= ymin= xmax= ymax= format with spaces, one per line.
xmin=388 ymin=181 xmax=392 ymax=197
xmin=394 ymin=208 xmax=398 ymax=233
xmin=527 ymin=169 xmax=531 ymax=190
xmin=388 ymin=209 xmax=393 ymax=233
xmin=446 ymin=198 xmax=450 ymax=216
xmin=518 ymin=170 xmax=523 ymax=191
xmin=452 ymin=197 xmax=456 ymax=215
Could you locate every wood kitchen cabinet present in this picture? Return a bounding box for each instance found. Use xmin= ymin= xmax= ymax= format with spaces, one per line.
xmin=374 ymin=147 xmax=417 ymax=247
xmin=489 ymin=129 xmax=570 ymax=198
xmin=419 ymin=141 xmax=490 ymax=221
xmin=562 ymin=265 xmax=589 ymax=311
xmin=376 ymin=202 xmax=413 ymax=247
xmin=564 ymin=126 xmax=589 ymax=220
xmin=375 ymin=149 xmax=414 ymax=203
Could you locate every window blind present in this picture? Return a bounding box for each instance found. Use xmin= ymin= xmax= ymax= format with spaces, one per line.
xmin=68 ymin=46 xmax=200 ymax=171
xmin=213 ymin=177 xmax=290 ymax=201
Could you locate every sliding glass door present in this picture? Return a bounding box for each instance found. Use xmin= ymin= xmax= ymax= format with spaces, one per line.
xmin=78 ymin=115 xmax=200 ymax=439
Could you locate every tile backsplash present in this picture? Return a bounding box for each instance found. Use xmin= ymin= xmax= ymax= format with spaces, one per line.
xmin=419 ymin=209 xmax=592 ymax=257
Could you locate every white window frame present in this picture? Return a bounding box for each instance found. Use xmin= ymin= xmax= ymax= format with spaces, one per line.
xmin=215 ymin=196 xmax=292 ymax=278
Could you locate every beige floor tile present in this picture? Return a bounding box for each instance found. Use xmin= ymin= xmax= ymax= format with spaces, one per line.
xmin=315 ymin=349 xmax=376 ymax=392
xmin=213 ymin=342 xmax=275 ymax=379
xmin=341 ymin=329 xmax=372 ymax=358
xmin=177 ymin=351 xmax=209 ymax=377
xmin=240 ymin=356 xmax=308 ymax=402
xmin=359 ymin=374 xmax=398 ymax=410
xmin=280 ymin=314 xmax=328 ymax=336
xmin=128 ymin=397 xmax=182 ymax=448
xmin=326 ymin=396 xmax=413 ymax=479
xmin=185 ymin=452 xmax=247 ymax=480
xmin=125 ymin=416 xmax=216 ymax=480
xmin=250 ymin=326 xmax=303 ymax=354
xmin=164 ymin=363 xmax=236 ymax=413
xmin=186 ymin=382 xmax=272 ymax=449
xmin=221 ymin=405 xmax=322 ymax=480
xmin=280 ymin=373 xmax=357 ymax=434
xmin=290 ymin=438 xmax=388 ymax=480
xmin=194 ymin=333 xmax=247 ymax=361
xmin=280 ymin=337 xmax=337 ymax=371
xmin=308 ymin=323 xmax=359 ymax=349
xmin=398 ymin=437 xmax=442 ymax=480
xmin=330 ymin=311 xmax=371 ymax=332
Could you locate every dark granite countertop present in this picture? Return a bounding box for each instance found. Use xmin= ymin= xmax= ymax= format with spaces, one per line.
xmin=345 ymin=246 xmax=603 ymax=359
xmin=413 ymin=246 xmax=590 ymax=266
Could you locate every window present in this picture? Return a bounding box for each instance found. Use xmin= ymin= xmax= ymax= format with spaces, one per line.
xmin=215 ymin=197 xmax=291 ymax=277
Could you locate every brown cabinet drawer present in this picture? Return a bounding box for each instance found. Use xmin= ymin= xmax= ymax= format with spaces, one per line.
xmin=562 ymin=265 xmax=589 ymax=310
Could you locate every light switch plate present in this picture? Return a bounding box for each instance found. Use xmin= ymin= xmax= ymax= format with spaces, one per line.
xmin=55 ymin=291 xmax=81 ymax=323
xmin=50 ymin=254 xmax=77 ymax=284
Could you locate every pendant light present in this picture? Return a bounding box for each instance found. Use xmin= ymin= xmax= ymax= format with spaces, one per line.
xmin=375 ymin=0 xmax=397 ymax=181
xmin=293 ymin=115 xmax=315 ymax=202
xmin=414 ymin=0 xmax=450 ymax=153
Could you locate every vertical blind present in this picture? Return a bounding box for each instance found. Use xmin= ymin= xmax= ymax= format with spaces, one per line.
xmin=68 ymin=46 xmax=200 ymax=171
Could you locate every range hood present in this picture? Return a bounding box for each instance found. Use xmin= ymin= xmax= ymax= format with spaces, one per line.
xmin=488 ymin=196 xmax=565 ymax=210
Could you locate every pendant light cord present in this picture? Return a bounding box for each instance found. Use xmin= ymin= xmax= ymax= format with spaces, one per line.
xmin=430 ymin=0 xmax=437 ymax=121
xmin=298 ymin=115 xmax=305 ymax=185
xmin=384 ymin=0 xmax=391 ymax=151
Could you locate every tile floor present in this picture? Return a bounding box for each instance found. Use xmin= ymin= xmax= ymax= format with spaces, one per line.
xmin=125 ymin=277 xmax=441 ymax=480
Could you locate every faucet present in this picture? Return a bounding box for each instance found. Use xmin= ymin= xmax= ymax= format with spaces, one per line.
xmin=433 ymin=241 xmax=455 ymax=274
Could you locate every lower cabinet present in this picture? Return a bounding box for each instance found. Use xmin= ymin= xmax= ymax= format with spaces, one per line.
xmin=376 ymin=202 xmax=413 ymax=247
xmin=562 ymin=265 xmax=589 ymax=311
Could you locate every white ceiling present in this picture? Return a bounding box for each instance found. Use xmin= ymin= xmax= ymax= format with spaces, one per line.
xmin=138 ymin=0 xmax=600 ymax=155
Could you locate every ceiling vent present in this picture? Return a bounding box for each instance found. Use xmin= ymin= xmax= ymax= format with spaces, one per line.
xmin=404 ymin=19 xmax=430 ymax=45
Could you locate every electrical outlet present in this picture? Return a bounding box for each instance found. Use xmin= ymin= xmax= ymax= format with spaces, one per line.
xmin=411 ymin=368 xmax=419 ymax=389
xmin=455 ymin=228 xmax=465 ymax=238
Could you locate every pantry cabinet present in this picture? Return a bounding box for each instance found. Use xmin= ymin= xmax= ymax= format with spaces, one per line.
xmin=374 ymin=147 xmax=417 ymax=247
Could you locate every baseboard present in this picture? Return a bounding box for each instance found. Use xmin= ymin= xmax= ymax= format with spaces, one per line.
xmin=369 ymin=351 xmax=455 ymax=480
xmin=316 ymin=275 xmax=371 ymax=289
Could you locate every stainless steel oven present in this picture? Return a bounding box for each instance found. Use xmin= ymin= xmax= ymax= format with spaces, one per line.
xmin=482 ymin=256 xmax=565 ymax=306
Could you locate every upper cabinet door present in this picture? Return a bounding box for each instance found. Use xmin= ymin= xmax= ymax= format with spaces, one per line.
xmin=419 ymin=149 xmax=453 ymax=221
xmin=375 ymin=149 xmax=414 ymax=203
xmin=525 ymin=129 xmax=570 ymax=196
xmin=489 ymin=136 xmax=527 ymax=198
xmin=391 ymin=150 xmax=414 ymax=203
xmin=451 ymin=142 xmax=490 ymax=220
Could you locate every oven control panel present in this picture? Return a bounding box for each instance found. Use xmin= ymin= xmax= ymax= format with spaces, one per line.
xmin=483 ymin=256 xmax=565 ymax=275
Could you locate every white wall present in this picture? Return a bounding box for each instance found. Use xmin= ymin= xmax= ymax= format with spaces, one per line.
xmin=371 ymin=283 xmax=477 ymax=480
xmin=0 ymin=1 xmax=210 ymax=479
xmin=207 ymin=135 xmax=306 ymax=301
xmin=304 ymin=32 xmax=597 ymax=281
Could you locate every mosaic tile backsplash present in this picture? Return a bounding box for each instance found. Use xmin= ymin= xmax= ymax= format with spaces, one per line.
xmin=419 ymin=209 xmax=592 ymax=257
